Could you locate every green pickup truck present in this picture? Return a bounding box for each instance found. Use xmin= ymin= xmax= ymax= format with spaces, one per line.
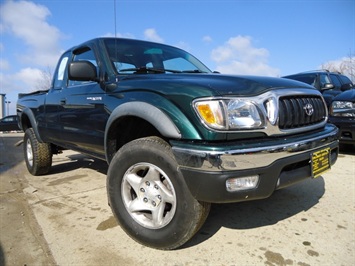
xmin=17 ymin=38 xmax=339 ymax=250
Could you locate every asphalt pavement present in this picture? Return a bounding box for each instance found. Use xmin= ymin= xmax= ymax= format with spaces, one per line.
xmin=0 ymin=132 xmax=354 ymax=266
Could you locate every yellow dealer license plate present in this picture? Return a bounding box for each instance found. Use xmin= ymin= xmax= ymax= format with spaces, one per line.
xmin=311 ymin=148 xmax=331 ymax=178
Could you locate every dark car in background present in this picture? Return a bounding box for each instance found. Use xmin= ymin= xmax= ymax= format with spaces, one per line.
xmin=283 ymin=70 xmax=354 ymax=106
xmin=329 ymin=89 xmax=355 ymax=147
xmin=0 ymin=115 xmax=21 ymax=132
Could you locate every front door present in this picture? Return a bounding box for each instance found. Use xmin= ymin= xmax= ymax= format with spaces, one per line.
xmin=56 ymin=46 xmax=108 ymax=158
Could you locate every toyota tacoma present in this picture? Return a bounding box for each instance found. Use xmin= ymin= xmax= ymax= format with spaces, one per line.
xmin=17 ymin=38 xmax=339 ymax=250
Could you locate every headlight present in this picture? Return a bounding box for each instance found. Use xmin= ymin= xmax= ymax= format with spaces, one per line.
xmin=330 ymin=101 xmax=355 ymax=117
xmin=194 ymin=99 xmax=265 ymax=130
xmin=227 ymin=100 xmax=263 ymax=128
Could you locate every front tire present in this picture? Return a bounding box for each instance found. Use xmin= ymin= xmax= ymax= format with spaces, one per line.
xmin=107 ymin=137 xmax=210 ymax=250
xmin=24 ymin=128 xmax=52 ymax=175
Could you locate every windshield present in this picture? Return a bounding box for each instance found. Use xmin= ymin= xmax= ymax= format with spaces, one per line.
xmin=287 ymin=74 xmax=317 ymax=86
xmin=103 ymin=38 xmax=212 ymax=75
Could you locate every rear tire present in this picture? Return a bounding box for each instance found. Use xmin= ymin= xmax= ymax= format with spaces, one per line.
xmin=107 ymin=137 xmax=210 ymax=250
xmin=24 ymin=128 xmax=52 ymax=175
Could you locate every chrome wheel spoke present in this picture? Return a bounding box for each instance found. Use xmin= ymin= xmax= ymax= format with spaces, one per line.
xmin=151 ymin=202 xmax=166 ymax=226
xmin=128 ymin=197 xmax=151 ymax=213
xmin=155 ymin=181 xmax=175 ymax=203
xmin=125 ymin=172 xmax=143 ymax=195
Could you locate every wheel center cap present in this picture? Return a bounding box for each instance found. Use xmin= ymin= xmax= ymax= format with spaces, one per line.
xmin=139 ymin=181 xmax=162 ymax=207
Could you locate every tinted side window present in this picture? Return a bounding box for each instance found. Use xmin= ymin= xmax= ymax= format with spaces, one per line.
xmin=69 ymin=47 xmax=98 ymax=87
xmin=319 ymin=74 xmax=332 ymax=89
xmin=329 ymin=74 xmax=342 ymax=90
xmin=338 ymin=75 xmax=353 ymax=85
xmin=73 ymin=48 xmax=97 ymax=66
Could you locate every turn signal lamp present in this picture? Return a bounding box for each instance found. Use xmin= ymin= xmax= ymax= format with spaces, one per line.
xmin=195 ymin=101 xmax=225 ymax=129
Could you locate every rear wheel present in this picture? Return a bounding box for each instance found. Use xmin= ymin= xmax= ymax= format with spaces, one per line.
xmin=107 ymin=137 xmax=210 ymax=250
xmin=24 ymin=128 xmax=52 ymax=175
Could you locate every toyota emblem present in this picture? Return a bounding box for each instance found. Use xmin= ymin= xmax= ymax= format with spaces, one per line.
xmin=303 ymin=103 xmax=314 ymax=116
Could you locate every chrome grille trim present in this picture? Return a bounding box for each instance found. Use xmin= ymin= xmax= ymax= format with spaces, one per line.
xmin=194 ymin=88 xmax=328 ymax=136
xmin=279 ymin=96 xmax=327 ymax=129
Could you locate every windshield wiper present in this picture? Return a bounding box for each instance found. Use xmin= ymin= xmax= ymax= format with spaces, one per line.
xmin=181 ymin=69 xmax=207 ymax=73
xmin=119 ymin=67 xmax=181 ymax=74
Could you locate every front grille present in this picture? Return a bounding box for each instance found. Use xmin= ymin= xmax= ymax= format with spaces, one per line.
xmin=279 ymin=96 xmax=326 ymax=129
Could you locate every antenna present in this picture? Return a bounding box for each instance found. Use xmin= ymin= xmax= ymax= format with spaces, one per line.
xmin=113 ymin=0 xmax=118 ymax=81
xmin=114 ymin=0 xmax=117 ymax=38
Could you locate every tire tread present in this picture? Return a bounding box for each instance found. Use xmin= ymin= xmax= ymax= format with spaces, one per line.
xmin=107 ymin=136 xmax=211 ymax=250
xmin=24 ymin=128 xmax=52 ymax=175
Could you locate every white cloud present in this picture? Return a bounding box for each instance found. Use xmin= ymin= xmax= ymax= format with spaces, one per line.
xmin=0 ymin=68 xmax=43 ymax=94
xmin=211 ymin=35 xmax=279 ymax=76
xmin=0 ymin=0 xmax=62 ymax=67
xmin=0 ymin=67 xmax=44 ymax=116
xmin=0 ymin=43 xmax=9 ymax=70
xmin=144 ymin=28 xmax=164 ymax=43
xmin=14 ymin=67 xmax=43 ymax=89
xmin=202 ymin=35 xmax=213 ymax=43
xmin=0 ymin=59 xmax=10 ymax=71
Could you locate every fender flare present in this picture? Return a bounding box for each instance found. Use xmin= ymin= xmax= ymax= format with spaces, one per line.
xmin=20 ymin=108 xmax=44 ymax=143
xmin=104 ymin=102 xmax=182 ymax=161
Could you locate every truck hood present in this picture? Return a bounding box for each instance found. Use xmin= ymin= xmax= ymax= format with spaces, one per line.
xmin=117 ymin=73 xmax=315 ymax=96
xmin=332 ymin=89 xmax=355 ymax=102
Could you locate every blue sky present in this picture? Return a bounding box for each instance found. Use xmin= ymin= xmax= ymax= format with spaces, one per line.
xmin=1 ymin=0 xmax=354 ymax=115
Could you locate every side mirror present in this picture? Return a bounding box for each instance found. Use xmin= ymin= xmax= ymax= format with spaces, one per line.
xmin=68 ymin=61 xmax=98 ymax=82
xmin=321 ymin=83 xmax=334 ymax=91
xmin=340 ymin=83 xmax=353 ymax=91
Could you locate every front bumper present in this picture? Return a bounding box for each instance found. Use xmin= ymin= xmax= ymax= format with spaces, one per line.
xmin=171 ymin=124 xmax=339 ymax=203
xmin=328 ymin=116 xmax=355 ymax=144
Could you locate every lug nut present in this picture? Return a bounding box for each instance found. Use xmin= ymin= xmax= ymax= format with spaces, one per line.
xmin=146 ymin=181 xmax=150 ymax=186
xmin=140 ymin=188 xmax=145 ymax=192
xmin=143 ymin=198 xmax=148 ymax=202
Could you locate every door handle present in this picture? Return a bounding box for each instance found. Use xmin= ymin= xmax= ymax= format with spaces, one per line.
xmin=60 ymin=98 xmax=66 ymax=105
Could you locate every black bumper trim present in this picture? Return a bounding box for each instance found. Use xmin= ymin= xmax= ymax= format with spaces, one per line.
xmin=179 ymin=141 xmax=338 ymax=203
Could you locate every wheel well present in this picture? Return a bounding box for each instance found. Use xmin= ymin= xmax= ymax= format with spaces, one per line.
xmin=20 ymin=114 xmax=31 ymax=132
xmin=106 ymin=116 xmax=164 ymax=163
xmin=20 ymin=113 xmax=61 ymax=153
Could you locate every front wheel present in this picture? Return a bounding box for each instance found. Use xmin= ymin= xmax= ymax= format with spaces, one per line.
xmin=24 ymin=128 xmax=52 ymax=175
xmin=107 ymin=137 xmax=210 ymax=250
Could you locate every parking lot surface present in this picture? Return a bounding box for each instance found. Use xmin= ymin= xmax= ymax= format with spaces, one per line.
xmin=0 ymin=133 xmax=354 ymax=265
